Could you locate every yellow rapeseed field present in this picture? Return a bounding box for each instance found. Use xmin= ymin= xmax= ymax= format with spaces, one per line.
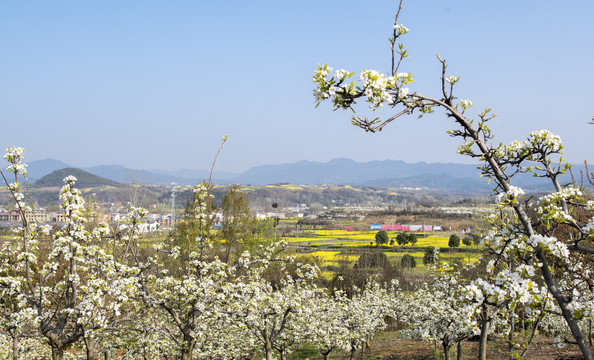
xmin=415 ymin=235 xmax=450 ymax=247
xmin=295 ymin=250 xmax=358 ymax=266
xmin=288 ymin=231 xmax=455 ymax=248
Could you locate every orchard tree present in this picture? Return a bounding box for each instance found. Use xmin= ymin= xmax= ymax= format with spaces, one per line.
xmin=225 ymin=267 xmax=322 ymax=360
xmin=407 ymin=232 xmax=417 ymax=245
xmin=448 ymin=234 xmax=460 ymax=249
xmin=461 ymin=269 xmax=553 ymax=359
xmin=0 ymin=335 xmax=51 ymax=360
xmin=395 ymin=233 xmax=408 ymax=246
xmin=400 ymin=254 xmax=416 ymax=268
xmin=81 ymin=207 xmax=150 ymax=360
xmin=358 ymin=251 xmax=389 ymax=269
xmin=462 ymin=237 xmax=472 ymax=247
xmin=341 ymin=282 xmax=392 ymax=360
xmin=308 ymin=293 xmax=351 ymax=360
xmin=311 ymin=1 xmax=594 ymax=358
xmin=0 ymin=147 xmax=46 ymax=360
xmin=374 ymin=230 xmax=389 ymax=247
xmin=110 ymin=308 xmax=178 ymax=360
xmin=216 ymin=184 xmax=259 ymax=263
xmin=1 ymin=148 xmax=144 ymax=360
xmin=398 ymin=269 xmax=473 ymax=360
xmin=423 ymin=247 xmax=439 ymax=266
xmin=0 ymin=236 xmax=36 ymax=360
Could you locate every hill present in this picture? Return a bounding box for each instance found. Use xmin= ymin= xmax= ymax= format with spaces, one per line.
xmin=34 ymin=168 xmax=120 ymax=188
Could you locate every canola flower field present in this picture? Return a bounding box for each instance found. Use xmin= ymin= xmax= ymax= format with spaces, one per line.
xmin=289 ymin=229 xmax=481 ymax=271
xmin=288 ymin=229 xmax=452 ymax=247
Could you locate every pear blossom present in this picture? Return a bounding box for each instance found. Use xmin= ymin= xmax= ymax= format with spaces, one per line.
xmin=393 ymin=24 xmax=409 ymax=35
xmin=445 ymin=75 xmax=459 ymax=84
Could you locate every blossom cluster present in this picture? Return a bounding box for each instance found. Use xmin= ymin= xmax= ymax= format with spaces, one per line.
xmin=528 ymin=234 xmax=570 ymax=259
xmin=312 ymin=64 xmax=413 ymax=109
xmin=496 ymin=185 xmax=525 ymax=205
xmin=393 ymin=24 xmax=409 ymax=35
xmin=536 ymin=187 xmax=582 ymax=226
xmin=3 ymin=146 xmax=27 ymax=176
xmin=503 ymin=129 xmax=563 ymax=160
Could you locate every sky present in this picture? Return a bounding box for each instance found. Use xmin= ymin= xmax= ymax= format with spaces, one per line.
xmin=1 ymin=1 xmax=593 ymax=173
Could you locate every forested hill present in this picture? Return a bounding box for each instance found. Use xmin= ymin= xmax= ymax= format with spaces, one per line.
xmin=34 ymin=168 xmax=120 ymax=188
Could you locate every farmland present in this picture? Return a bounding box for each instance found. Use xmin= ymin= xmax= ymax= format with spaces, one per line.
xmin=288 ymin=229 xmax=482 ymax=274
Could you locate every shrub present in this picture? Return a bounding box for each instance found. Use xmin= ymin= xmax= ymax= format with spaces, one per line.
xmin=358 ymin=251 xmax=389 ymax=269
xmin=401 ymin=254 xmax=417 ymax=268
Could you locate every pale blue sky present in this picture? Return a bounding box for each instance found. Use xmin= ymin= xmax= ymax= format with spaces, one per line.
xmin=1 ymin=1 xmax=593 ymax=172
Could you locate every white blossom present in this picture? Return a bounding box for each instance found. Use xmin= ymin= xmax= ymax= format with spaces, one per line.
xmin=393 ymin=24 xmax=409 ymax=35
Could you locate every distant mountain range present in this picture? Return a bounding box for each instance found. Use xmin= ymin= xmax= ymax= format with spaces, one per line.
xmin=26 ymin=158 xmax=589 ymax=195
xmin=232 ymin=158 xmax=484 ymax=187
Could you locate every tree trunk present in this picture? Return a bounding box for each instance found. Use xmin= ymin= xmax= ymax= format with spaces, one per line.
xmin=12 ymin=333 xmax=18 ymax=360
xmin=588 ymin=319 xmax=592 ymax=346
xmin=456 ymin=341 xmax=463 ymax=360
xmin=442 ymin=342 xmax=451 ymax=360
xmin=508 ymin=310 xmax=515 ymax=355
xmin=537 ymin=251 xmax=594 ymax=360
xmin=180 ymin=334 xmax=196 ymax=360
xmin=478 ymin=307 xmax=489 ymax=360
xmin=51 ymin=345 xmax=65 ymax=360
xmin=265 ymin=339 xmax=274 ymax=360
xmin=84 ymin=336 xmax=100 ymax=360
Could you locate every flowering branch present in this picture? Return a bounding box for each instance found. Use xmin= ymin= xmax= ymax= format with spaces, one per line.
xmin=312 ymin=4 xmax=594 ymax=359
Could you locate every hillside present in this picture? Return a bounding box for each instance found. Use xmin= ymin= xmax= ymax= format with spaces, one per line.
xmin=34 ymin=168 xmax=120 ymax=188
